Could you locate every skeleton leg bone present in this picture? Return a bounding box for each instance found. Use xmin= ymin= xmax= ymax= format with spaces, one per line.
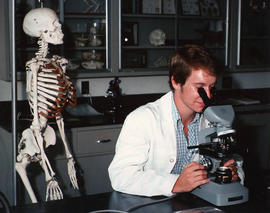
xmin=16 ymin=128 xmax=40 ymax=203
xmin=16 ymin=158 xmax=38 ymax=203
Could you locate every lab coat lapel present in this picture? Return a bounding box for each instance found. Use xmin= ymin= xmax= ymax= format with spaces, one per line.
xmin=159 ymin=92 xmax=177 ymax=171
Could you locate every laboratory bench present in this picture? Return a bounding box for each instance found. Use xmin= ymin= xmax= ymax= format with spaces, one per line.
xmin=9 ymin=189 xmax=270 ymax=213
xmin=0 ymin=88 xmax=270 ymax=131
xmin=1 ymin=88 xmax=270 ymax=205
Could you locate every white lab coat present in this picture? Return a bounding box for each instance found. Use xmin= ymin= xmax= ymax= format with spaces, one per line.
xmin=108 ymin=91 xmax=244 ymax=197
xmin=108 ymin=91 xmax=180 ymax=197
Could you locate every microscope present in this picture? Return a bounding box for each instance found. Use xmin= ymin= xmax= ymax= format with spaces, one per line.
xmin=188 ymin=88 xmax=249 ymax=206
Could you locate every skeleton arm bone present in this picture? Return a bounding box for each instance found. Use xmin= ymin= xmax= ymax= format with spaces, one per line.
xmin=56 ymin=116 xmax=79 ymax=189
xmin=32 ymin=126 xmax=64 ymax=201
xmin=31 ymin=126 xmax=56 ymax=181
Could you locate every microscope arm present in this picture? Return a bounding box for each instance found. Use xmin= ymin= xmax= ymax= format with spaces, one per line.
xmin=203 ymin=105 xmax=236 ymax=136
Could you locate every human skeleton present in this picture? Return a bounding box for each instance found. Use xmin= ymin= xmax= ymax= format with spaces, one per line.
xmin=15 ymin=7 xmax=79 ymax=203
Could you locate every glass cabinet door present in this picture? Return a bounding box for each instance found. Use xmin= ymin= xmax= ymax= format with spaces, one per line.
xmin=63 ymin=0 xmax=108 ymax=74
xmin=15 ymin=0 xmax=109 ymax=79
xmin=178 ymin=0 xmax=229 ymax=67
xmin=120 ymin=0 xmax=229 ymax=74
xmin=237 ymin=0 xmax=270 ymax=68
xmin=120 ymin=0 xmax=177 ymax=74
xmin=15 ymin=0 xmax=62 ymax=77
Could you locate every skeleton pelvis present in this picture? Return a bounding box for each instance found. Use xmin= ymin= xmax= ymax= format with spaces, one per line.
xmin=17 ymin=125 xmax=56 ymax=162
xmin=17 ymin=128 xmax=40 ymax=162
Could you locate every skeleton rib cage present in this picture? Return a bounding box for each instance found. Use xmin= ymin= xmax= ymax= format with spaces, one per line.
xmin=27 ymin=56 xmax=77 ymax=120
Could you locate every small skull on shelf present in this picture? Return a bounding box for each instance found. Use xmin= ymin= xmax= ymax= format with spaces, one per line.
xmin=148 ymin=29 xmax=166 ymax=46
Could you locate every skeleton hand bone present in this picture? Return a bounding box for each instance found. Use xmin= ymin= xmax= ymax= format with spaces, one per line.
xmin=46 ymin=179 xmax=64 ymax=201
xmin=67 ymin=157 xmax=79 ymax=189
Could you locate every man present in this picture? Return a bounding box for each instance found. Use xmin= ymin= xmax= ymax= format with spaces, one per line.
xmin=108 ymin=45 xmax=238 ymax=197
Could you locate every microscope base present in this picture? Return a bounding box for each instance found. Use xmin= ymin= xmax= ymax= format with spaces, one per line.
xmin=191 ymin=180 xmax=249 ymax=206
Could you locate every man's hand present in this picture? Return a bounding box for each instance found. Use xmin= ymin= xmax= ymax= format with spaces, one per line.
xmin=223 ymin=159 xmax=239 ymax=181
xmin=172 ymin=162 xmax=210 ymax=193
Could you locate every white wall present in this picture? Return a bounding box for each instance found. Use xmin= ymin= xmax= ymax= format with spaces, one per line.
xmin=75 ymin=76 xmax=170 ymax=97
xmin=230 ymin=72 xmax=270 ymax=89
xmin=1 ymin=71 xmax=270 ymax=101
xmin=0 ymin=76 xmax=171 ymax=101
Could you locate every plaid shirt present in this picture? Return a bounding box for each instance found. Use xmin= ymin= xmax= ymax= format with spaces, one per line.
xmin=171 ymin=95 xmax=200 ymax=174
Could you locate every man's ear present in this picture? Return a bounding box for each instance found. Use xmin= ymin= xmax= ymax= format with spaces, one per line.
xmin=171 ymin=76 xmax=180 ymax=90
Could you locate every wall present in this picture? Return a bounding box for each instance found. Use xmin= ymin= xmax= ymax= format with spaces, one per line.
xmin=0 ymin=71 xmax=270 ymax=101
xmin=0 ymin=76 xmax=171 ymax=101
xmin=229 ymin=72 xmax=270 ymax=89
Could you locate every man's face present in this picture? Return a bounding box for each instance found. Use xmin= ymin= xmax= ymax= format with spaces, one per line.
xmin=172 ymin=69 xmax=217 ymax=114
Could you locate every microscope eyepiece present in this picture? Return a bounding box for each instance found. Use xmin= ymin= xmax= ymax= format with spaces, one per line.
xmin=198 ymin=88 xmax=212 ymax=106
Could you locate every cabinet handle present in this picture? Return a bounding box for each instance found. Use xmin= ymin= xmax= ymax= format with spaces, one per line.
xmin=96 ymin=139 xmax=111 ymax=143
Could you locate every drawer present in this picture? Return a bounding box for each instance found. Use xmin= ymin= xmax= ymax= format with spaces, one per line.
xmin=71 ymin=125 xmax=122 ymax=155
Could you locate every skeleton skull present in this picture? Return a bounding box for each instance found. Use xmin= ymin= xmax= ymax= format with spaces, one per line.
xmin=23 ymin=8 xmax=64 ymax=45
xmin=149 ymin=29 xmax=166 ymax=46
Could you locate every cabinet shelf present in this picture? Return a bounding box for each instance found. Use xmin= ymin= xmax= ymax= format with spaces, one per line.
xmin=122 ymin=14 xmax=225 ymax=21
xmin=17 ymin=47 xmax=61 ymax=51
xmin=66 ymin=46 xmax=106 ymax=51
xmin=122 ymin=13 xmax=175 ymax=19
xmin=122 ymin=45 xmax=175 ymax=50
xmin=241 ymin=36 xmax=270 ymax=40
xmin=120 ymin=67 xmax=168 ymax=73
xmin=178 ymin=16 xmax=225 ymax=20
xmin=122 ymin=45 xmax=225 ymax=50
xmin=64 ymin=13 xmax=105 ymax=19
xmin=68 ymin=69 xmax=113 ymax=79
xmin=15 ymin=68 xmax=114 ymax=80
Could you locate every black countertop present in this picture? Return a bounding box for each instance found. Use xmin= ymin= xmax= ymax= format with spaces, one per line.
xmin=10 ymin=190 xmax=270 ymax=213
xmin=1 ymin=88 xmax=270 ymax=132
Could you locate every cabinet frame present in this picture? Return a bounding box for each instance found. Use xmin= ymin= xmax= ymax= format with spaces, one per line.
xmin=230 ymin=0 xmax=270 ymax=72
xmin=4 ymin=0 xmax=270 ymax=79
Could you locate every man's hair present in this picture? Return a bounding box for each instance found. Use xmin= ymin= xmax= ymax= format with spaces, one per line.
xmin=168 ymin=44 xmax=217 ymax=90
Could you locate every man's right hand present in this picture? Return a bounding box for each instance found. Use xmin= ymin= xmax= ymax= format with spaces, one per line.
xmin=172 ymin=161 xmax=210 ymax=193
